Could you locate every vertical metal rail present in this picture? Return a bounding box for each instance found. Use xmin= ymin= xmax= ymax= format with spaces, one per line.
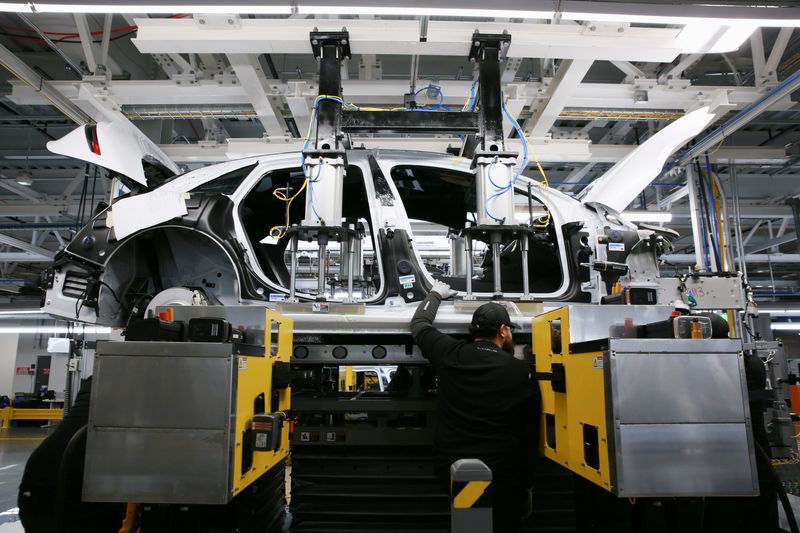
xmin=289 ymin=234 xmax=299 ymax=301
xmin=686 ymin=165 xmax=706 ymax=272
xmin=491 ymin=235 xmax=502 ymax=298
xmin=465 ymin=233 xmax=474 ymax=299
xmin=346 ymin=230 xmax=355 ymax=302
xmin=520 ymin=234 xmax=531 ymax=299
xmin=317 ymin=241 xmax=327 ymax=300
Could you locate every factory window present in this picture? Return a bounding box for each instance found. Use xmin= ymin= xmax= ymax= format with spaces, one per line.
xmin=390 ymin=165 xmax=563 ymax=294
xmin=239 ymin=165 xmax=381 ymax=299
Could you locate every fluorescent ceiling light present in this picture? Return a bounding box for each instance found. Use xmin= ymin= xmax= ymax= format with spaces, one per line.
xmin=32 ymin=3 xmax=292 ymax=13
xmin=0 ymin=309 xmax=45 ymax=315
xmin=297 ymin=6 xmax=553 ymax=17
xmin=0 ymin=326 xmax=113 ymax=334
xmin=621 ymin=211 xmax=672 ymax=223
xmin=763 ymin=309 xmax=800 ymax=315
xmin=676 ymin=23 xmax=755 ymax=54
xmin=771 ymin=323 xmax=800 ymax=331
xmin=15 ymin=171 xmax=33 ymax=187
xmin=560 ymin=12 xmax=800 ymax=28
xmin=0 ymin=3 xmax=31 ymax=11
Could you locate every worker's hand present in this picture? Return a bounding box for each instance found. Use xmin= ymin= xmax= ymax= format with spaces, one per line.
xmin=430 ymin=280 xmax=457 ymax=300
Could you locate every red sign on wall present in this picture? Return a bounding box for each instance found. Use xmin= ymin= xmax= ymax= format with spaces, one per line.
xmin=15 ymin=367 xmax=31 ymax=375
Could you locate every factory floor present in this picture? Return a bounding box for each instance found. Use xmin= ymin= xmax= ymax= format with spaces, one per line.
xmin=0 ymin=427 xmax=48 ymax=532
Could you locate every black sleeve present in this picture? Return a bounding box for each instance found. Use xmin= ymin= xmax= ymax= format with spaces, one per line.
xmin=410 ymin=293 xmax=460 ymax=365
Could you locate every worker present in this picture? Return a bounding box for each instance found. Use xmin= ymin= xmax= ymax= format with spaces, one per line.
xmin=411 ymin=280 xmax=540 ymax=533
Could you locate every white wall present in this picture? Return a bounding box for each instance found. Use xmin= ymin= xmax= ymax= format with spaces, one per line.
xmin=0 ymin=332 xmax=19 ymax=397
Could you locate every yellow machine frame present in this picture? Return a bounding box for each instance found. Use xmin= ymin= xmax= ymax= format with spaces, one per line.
xmin=231 ymin=309 xmax=293 ymax=497
xmin=532 ymin=307 xmax=612 ymax=492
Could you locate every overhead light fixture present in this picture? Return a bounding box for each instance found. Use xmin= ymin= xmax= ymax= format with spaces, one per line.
xmin=0 ymin=2 xmax=31 ymax=11
xmin=297 ymin=5 xmax=553 ymax=18
xmin=559 ymin=9 xmax=800 ymax=28
xmin=30 ymin=3 xmax=292 ymax=13
xmin=621 ymin=211 xmax=672 ymax=223
xmin=0 ymin=325 xmax=113 ymax=334
xmin=15 ymin=170 xmax=33 ymax=187
xmin=771 ymin=323 xmax=800 ymax=331
xmin=676 ymin=23 xmax=755 ymax=54
xmin=763 ymin=309 xmax=800 ymax=315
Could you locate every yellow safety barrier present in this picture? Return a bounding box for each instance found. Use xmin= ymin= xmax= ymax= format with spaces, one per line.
xmin=0 ymin=406 xmax=64 ymax=429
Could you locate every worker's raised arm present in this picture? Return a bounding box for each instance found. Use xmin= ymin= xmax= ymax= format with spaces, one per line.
xmin=410 ymin=281 xmax=460 ymax=365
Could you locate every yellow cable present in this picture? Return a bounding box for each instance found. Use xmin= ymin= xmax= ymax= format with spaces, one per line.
xmin=268 ymin=178 xmax=308 ymax=239
xmin=530 ymin=148 xmax=552 ymax=228
xmin=462 ymin=82 xmax=478 ymax=111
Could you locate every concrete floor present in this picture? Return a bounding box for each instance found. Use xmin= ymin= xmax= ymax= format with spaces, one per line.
xmin=0 ymin=427 xmax=47 ymax=529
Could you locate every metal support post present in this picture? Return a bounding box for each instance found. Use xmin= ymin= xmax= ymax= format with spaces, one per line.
xmin=450 ymin=459 xmax=492 ymax=533
xmin=520 ymin=234 xmax=532 ymax=300
xmin=686 ymin=165 xmax=706 ymax=272
xmin=303 ymin=31 xmax=350 ymax=227
xmin=491 ymin=233 xmax=503 ymax=298
xmin=464 ymin=233 xmax=474 ymax=300
xmin=289 ymin=233 xmax=299 ymax=302
xmin=317 ymin=237 xmax=328 ymax=301
xmin=346 ymin=229 xmax=355 ymax=302
xmin=787 ymin=197 xmax=800 ymax=255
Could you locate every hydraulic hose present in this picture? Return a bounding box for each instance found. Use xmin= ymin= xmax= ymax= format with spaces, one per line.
xmin=55 ymin=424 xmax=88 ymax=533
xmin=755 ymin=441 xmax=799 ymax=533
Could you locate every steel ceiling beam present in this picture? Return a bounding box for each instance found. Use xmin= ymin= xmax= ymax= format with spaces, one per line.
xmin=0 ymin=43 xmax=91 ymax=125
xmin=0 ymin=233 xmax=54 ymax=258
xmin=675 ymin=67 xmax=800 ymax=167
xmin=11 ymin=78 xmax=794 ymax=117
xmin=0 ymin=252 xmax=53 ymax=263
xmin=161 ymin=137 xmax=788 ymax=164
xmin=133 ymin=18 xmax=687 ymax=62
xmin=226 ymin=54 xmax=290 ymax=138
xmin=746 ymin=233 xmax=797 ymax=254
xmin=525 ymin=58 xmax=593 ymax=138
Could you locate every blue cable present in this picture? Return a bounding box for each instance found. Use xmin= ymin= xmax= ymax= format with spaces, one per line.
xmin=414 ymin=85 xmax=445 ymax=106
xmin=482 ymin=91 xmax=530 ymax=222
xmin=704 ymin=154 xmax=723 ymax=269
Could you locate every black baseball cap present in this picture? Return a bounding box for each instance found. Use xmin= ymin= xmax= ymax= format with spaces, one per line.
xmin=469 ymin=303 xmax=518 ymax=336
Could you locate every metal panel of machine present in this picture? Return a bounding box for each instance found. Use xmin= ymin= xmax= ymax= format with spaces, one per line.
xmin=616 ymin=423 xmax=757 ymax=497
xmin=83 ymin=428 xmax=230 ymax=504
xmin=84 ymin=341 xmax=236 ymax=504
xmin=91 ymin=342 xmax=233 ymax=429
xmin=657 ymin=275 xmax=745 ymax=310
xmin=565 ymin=305 xmax=673 ymax=344
xmin=606 ymin=337 xmax=757 ymax=497
xmin=611 ymin=340 xmax=746 ymax=424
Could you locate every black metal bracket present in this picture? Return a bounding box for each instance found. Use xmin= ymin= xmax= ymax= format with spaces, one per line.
xmin=461 ymin=224 xmax=534 ymax=246
xmin=308 ymin=30 xmax=351 ymax=153
xmin=305 ymin=29 xmax=513 ymax=159
xmin=536 ymin=363 xmax=566 ymax=393
xmin=467 ymin=32 xmax=512 ymax=156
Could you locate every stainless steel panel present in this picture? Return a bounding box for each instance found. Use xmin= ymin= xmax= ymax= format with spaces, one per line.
xmin=611 ymin=351 xmax=746 ymax=424
xmin=616 ymin=423 xmax=758 ymax=497
xmin=96 ymin=340 xmax=234 ymax=358
xmin=564 ymin=305 xmax=674 ymax=344
xmin=609 ymin=338 xmax=743 ymax=355
xmin=92 ymin=342 xmax=233 ymax=429
xmin=83 ymin=428 xmax=230 ymax=505
xmin=657 ymin=275 xmax=745 ymax=311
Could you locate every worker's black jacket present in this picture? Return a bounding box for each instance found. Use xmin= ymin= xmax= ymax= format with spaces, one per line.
xmin=411 ymin=293 xmax=540 ymax=485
